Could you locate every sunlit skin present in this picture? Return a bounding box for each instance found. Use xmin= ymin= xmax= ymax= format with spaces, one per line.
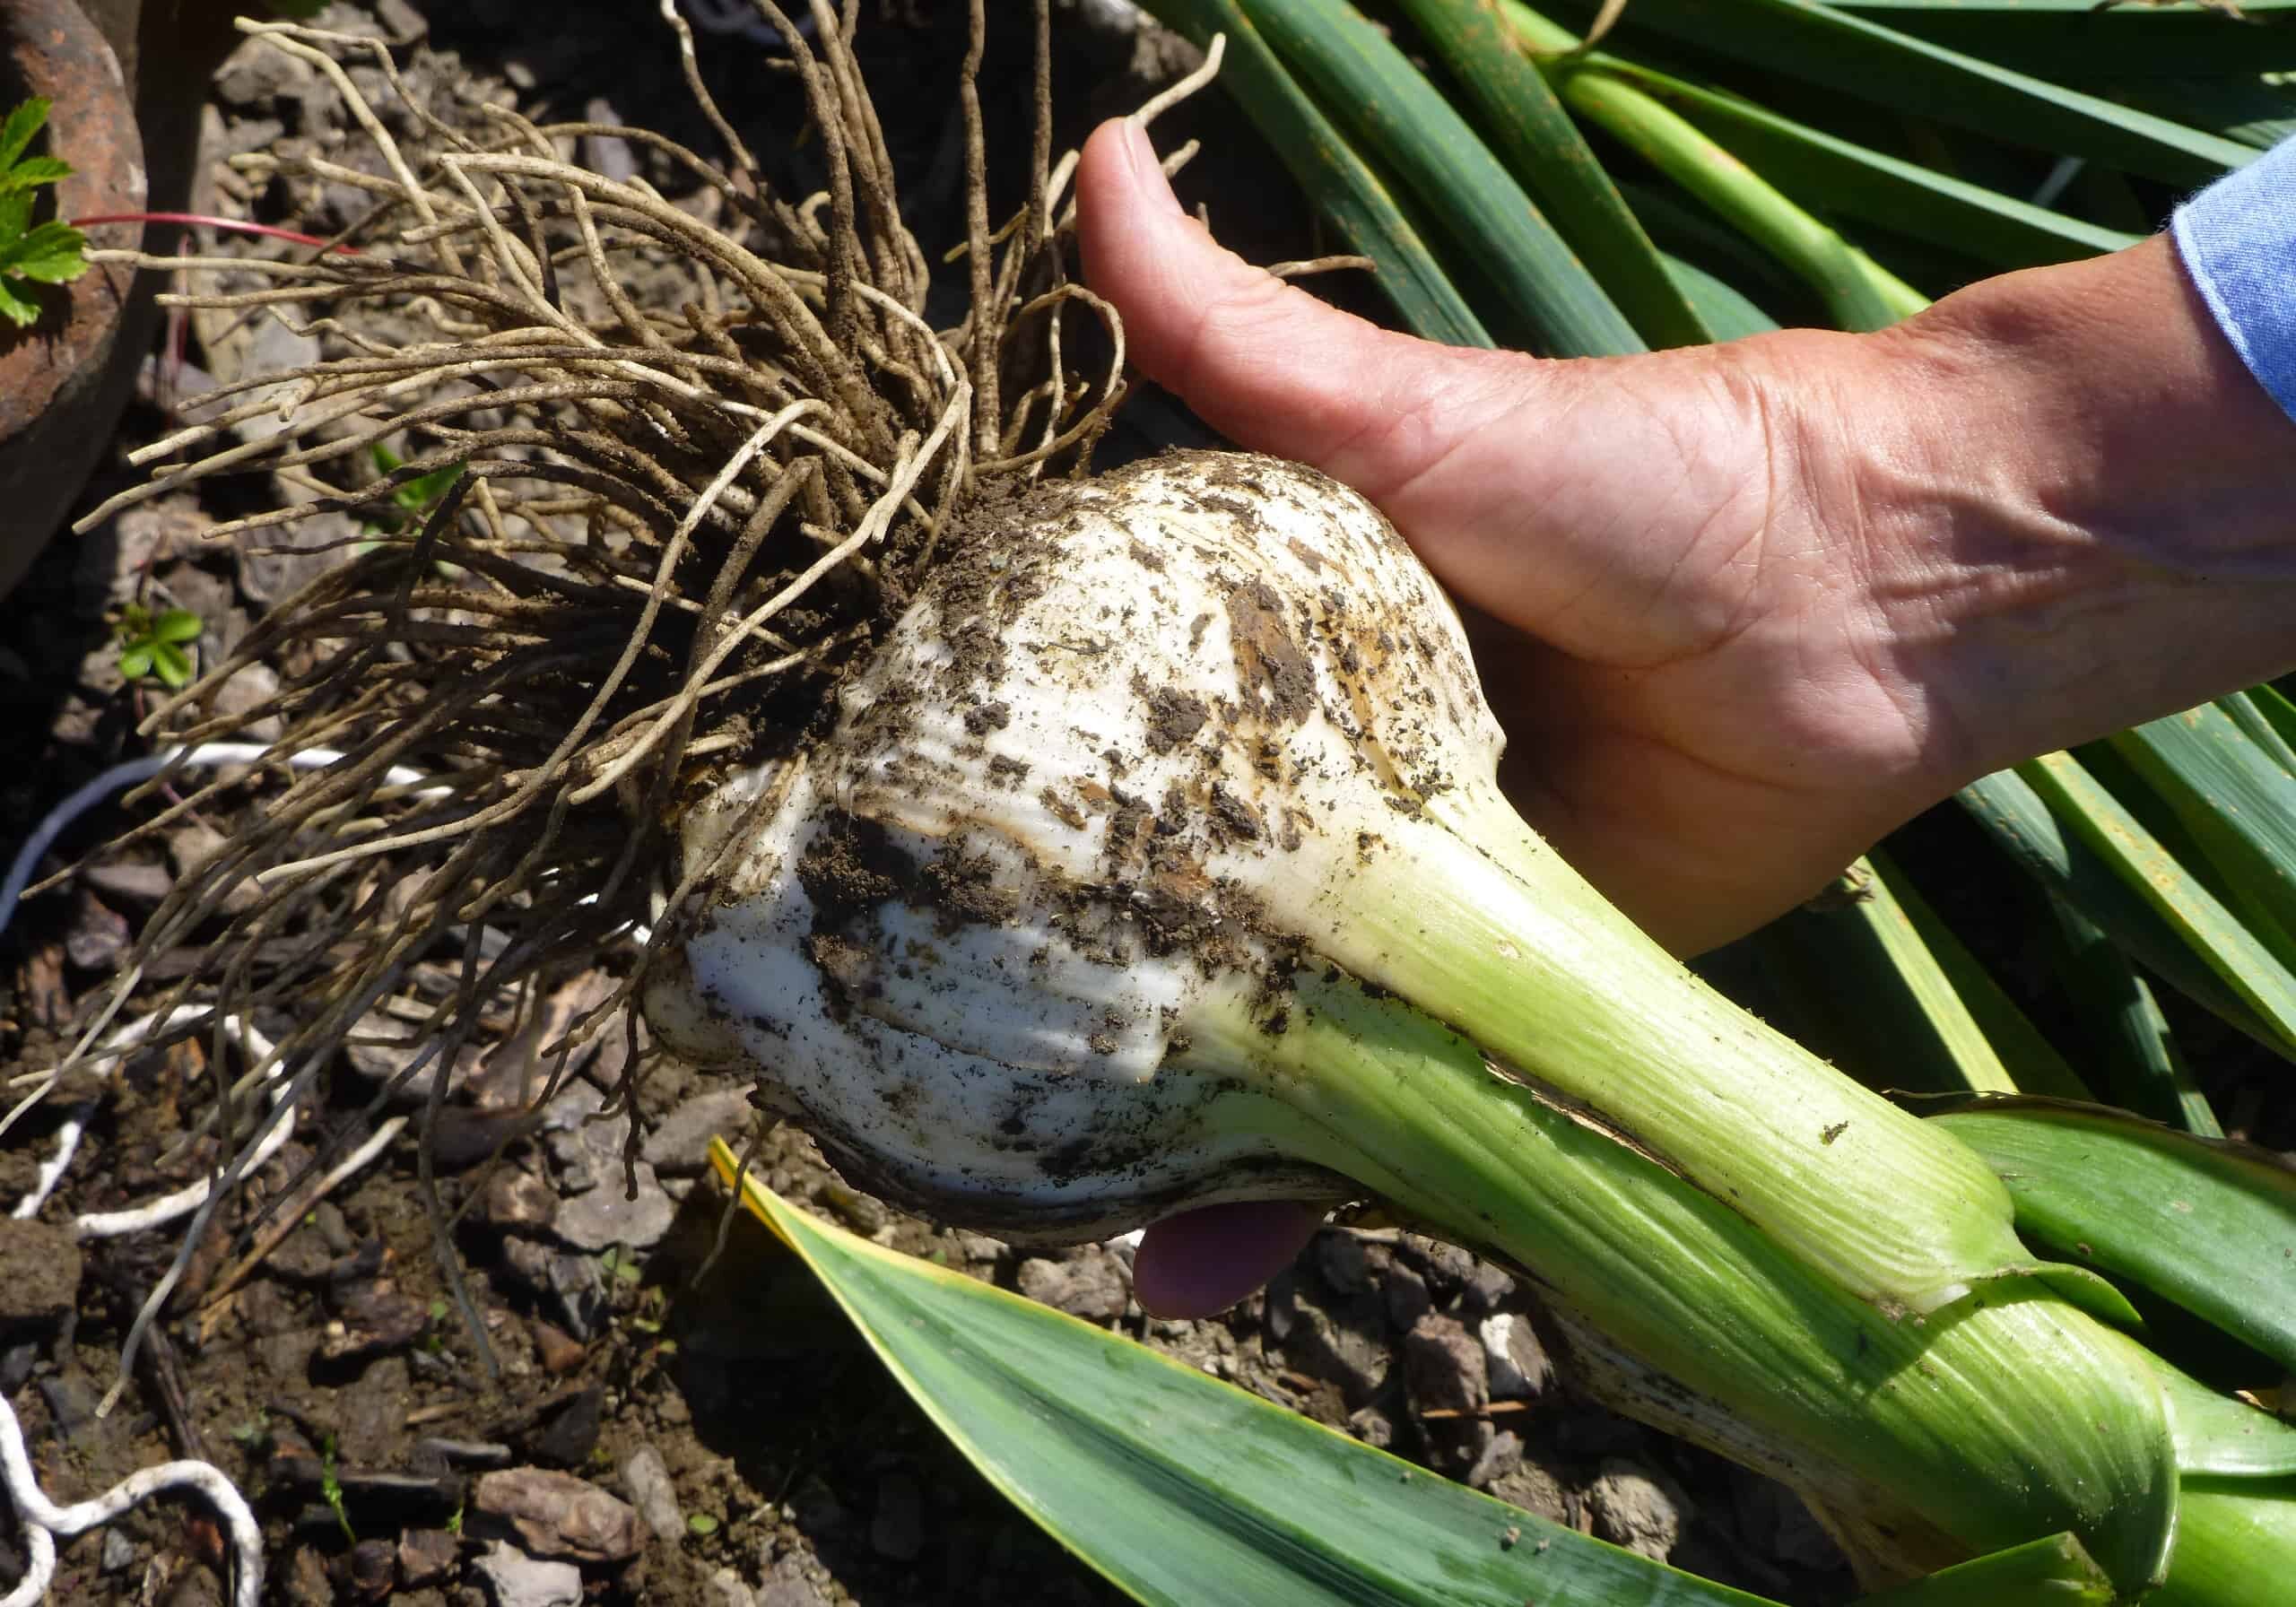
xmin=1074 ymin=117 xmax=2296 ymax=1316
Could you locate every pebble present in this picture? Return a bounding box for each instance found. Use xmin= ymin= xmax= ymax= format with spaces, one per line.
xmin=79 ymin=858 xmax=174 ymax=908
xmin=620 ymin=1446 xmax=684 ymax=1544
xmin=529 ymin=1316 xmax=587 ymax=1376
xmin=475 ymin=1168 xmax=559 ymax=1237
xmin=708 ymin=1567 xmax=758 ymax=1607
xmin=757 ymin=1556 xmax=833 ymax=1607
xmin=472 ymin=1539 xmax=583 ymax=1607
xmin=640 ymin=1088 xmax=757 ymax=1175
xmin=1265 ymin=1273 xmax=1388 ymax=1406
xmin=1585 ymin=1458 xmax=1687 ymax=1561
xmin=870 ymin=1470 xmax=924 ymax=1562
xmin=1014 ymin=1247 xmax=1129 ymax=1325
xmin=101 ymin=1528 xmax=136 ymax=1573
xmin=551 ymin=1159 xmax=676 ymax=1251
xmin=397 ymin=1527 xmax=459 ymax=1586
xmin=1402 ymin=1313 xmax=1489 ymax=1416
xmin=474 ymin=1467 xmax=646 ymax=1564
xmin=1313 ymin=1230 xmax=1371 ymax=1295
xmin=342 ymin=1536 xmax=396 ymax=1602
xmin=1479 ymin=1313 xmax=1554 ymax=1400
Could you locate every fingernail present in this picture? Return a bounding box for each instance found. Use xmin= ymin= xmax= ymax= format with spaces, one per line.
xmin=1119 ymin=118 xmax=1181 ymax=218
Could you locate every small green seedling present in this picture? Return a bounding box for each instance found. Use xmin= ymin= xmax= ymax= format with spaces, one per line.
xmin=319 ymin=1430 xmax=355 ymax=1543
xmin=0 ymin=99 xmax=88 ymax=328
xmin=114 ymin=603 xmax=202 ymax=691
xmin=364 ymin=441 xmax=466 ymax=535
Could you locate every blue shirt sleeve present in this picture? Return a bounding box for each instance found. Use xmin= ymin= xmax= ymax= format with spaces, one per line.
xmin=2172 ymin=138 xmax=2296 ymax=426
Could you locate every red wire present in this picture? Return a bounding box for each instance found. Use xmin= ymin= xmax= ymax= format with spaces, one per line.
xmin=68 ymin=212 xmax=360 ymax=254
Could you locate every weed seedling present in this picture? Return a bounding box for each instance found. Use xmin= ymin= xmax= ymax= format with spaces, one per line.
xmin=113 ymin=602 xmax=202 ymax=691
xmin=0 ymin=98 xmax=86 ymax=328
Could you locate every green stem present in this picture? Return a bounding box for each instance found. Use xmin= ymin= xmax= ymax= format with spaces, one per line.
xmin=1497 ymin=0 xmax=1928 ymax=330
xmin=1189 ymin=970 xmax=2180 ymax=1594
xmin=1302 ymin=788 xmax=2028 ymax=1315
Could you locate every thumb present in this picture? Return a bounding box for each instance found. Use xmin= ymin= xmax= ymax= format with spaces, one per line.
xmin=1075 ymin=118 xmax=1541 ymax=516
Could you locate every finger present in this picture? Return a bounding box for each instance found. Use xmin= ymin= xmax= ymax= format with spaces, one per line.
xmin=1075 ymin=117 xmax=1537 ymax=514
xmin=1130 ymin=1200 xmax=1325 ymax=1318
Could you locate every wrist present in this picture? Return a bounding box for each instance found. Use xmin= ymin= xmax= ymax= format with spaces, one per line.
xmin=1830 ymin=235 xmax=2296 ymax=786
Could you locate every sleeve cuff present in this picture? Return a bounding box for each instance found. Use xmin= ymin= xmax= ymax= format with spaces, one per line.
xmin=2170 ymin=138 xmax=2296 ymax=428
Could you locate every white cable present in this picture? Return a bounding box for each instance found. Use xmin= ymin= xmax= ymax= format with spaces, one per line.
xmin=10 ymin=1105 xmax=91 ymax=1220
xmin=0 ymin=1388 xmax=261 ymax=1607
xmin=0 ymin=742 xmax=433 ymax=942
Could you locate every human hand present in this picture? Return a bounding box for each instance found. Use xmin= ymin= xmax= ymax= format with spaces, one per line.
xmin=1075 ymin=117 xmax=2296 ymax=1316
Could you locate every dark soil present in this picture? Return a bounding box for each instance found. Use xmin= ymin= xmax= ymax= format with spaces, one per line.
xmin=0 ymin=5 xmax=1875 ymax=1605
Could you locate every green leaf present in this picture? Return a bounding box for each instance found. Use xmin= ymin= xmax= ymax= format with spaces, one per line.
xmin=0 ymin=192 xmax=28 ymax=241
xmin=0 ymin=274 xmax=39 ymax=328
xmin=1239 ymin=0 xmax=1646 ymax=357
xmin=1390 ymin=0 xmax=1714 ymax=348
xmin=395 ymin=461 xmax=467 ymax=512
xmin=116 ymin=645 xmax=152 ymax=681
xmin=2221 ymin=688 xmax=2296 ymax=778
xmin=1935 ymin=1099 xmax=2296 ymax=1377
xmin=152 ymin=608 xmax=204 ymax=645
xmin=1552 ymin=0 xmax=2256 ymax=185
xmin=1660 ymin=254 xmax=1777 ymax=339
xmin=1142 ymin=0 xmax=1492 ymax=346
xmin=2107 ymin=701 xmax=2296 ymax=982
xmin=0 ymin=155 xmax=72 ymax=193
xmin=2042 ymin=898 xmax=2221 ymax=1137
xmin=2016 ymin=749 xmax=2296 ymax=1059
xmin=1853 ymin=1533 xmax=2112 ymax=1606
xmin=707 ymin=1142 xmax=1786 ymax=1607
xmin=151 ymin=642 xmax=194 ymax=691
xmin=1957 ymin=764 xmax=2294 ymax=1059
xmin=2155 ymin=1359 xmax=2296 ymax=1478
xmin=0 ymin=99 xmax=49 ymax=175
xmin=1500 ymin=4 xmax=1925 ymax=332
xmin=1583 ymin=59 xmax=2142 ymax=271
xmin=0 ymin=220 xmax=88 ymax=283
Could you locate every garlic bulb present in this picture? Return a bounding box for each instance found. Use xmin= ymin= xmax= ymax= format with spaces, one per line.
xmin=646 ymin=449 xmax=2028 ymax=1312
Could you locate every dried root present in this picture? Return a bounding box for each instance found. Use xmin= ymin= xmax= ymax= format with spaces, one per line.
xmin=18 ymin=1 xmax=1221 ymax=1387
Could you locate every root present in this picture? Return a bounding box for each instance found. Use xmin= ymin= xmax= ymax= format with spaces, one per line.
xmin=14 ymin=4 xmax=1225 ymax=1389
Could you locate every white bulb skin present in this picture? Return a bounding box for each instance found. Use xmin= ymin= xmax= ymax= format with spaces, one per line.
xmin=645 ymin=449 xmax=1507 ymax=1237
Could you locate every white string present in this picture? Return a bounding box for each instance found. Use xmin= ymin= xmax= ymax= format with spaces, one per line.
xmin=0 ymin=1389 xmax=261 ymax=1607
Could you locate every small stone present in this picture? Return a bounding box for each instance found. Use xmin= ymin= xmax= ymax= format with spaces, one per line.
xmin=870 ymin=1470 xmax=924 ymax=1562
xmin=1015 ymin=1247 xmax=1129 ymax=1325
xmin=0 ymin=1218 xmax=82 ymax=1323
xmin=471 ymin=1540 xmax=583 ymax=1607
xmin=620 ymin=1446 xmax=683 ymax=1543
xmin=1344 ymin=1401 xmax=1394 ymax=1450
xmin=1585 ymin=1458 xmax=1687 ymax=1561
xmin=374 ymin=0 xmax=427 ymax=38
xmin=529 ymin=1317 xmax=586 ymax=1376
xmin=1313 ymin=1230 xmax=1370 ymax=1295
xmin=757 ymin=1555 xmax=831 ymax=1607
xmin=63 ymin=890 xmax=129 ymax=970
xmin=319 ymin=1279 xmax=430 ymax=1362
xmin=707 ymin=1568 xmax=757 ymax=1607
xmin=1403 ymin=1313 xmax=1488 ymax=1416
xmin=397 ymin=1527 xmax=458 ymax=1586
xmin=80 ymin=858 xmax=172 ymax=908
xmin=1462 ymin=1260 xmax=1518 ymax=1314
xmin=1479 ymin=1313 xmax=1553 ymax=1400
xmin=474 ymin=1468 xmax=645 ymax=1564
xmin=640 ymin=1089 xmax=756 ymax=1175
xmin=476 ymin=1168 xmax=558 ymax=1237
xmin=1465 ymin=1429 xmax=1523 ymax=1491
xmin=1266 ymin=1275 xmax=1387 ymax=1406
xmin=102 ymin=1528 xmax=136 ymax=1573
xmin=552 ymin=1160 xmax=676 ymax=1251
xmin=285 ymin=1544 xmax=333 ymax=1607
xmin=1380 ymin=1262 xmax=1431 ymax=1331
xmin=341 ymin=1536 xmax=396 ymax=1601
xmin=517 ymin=1386 xmax=602 ymax=1469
